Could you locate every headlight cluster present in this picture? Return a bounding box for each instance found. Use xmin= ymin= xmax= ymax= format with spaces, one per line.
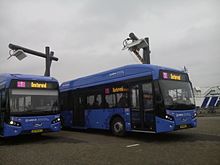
xmin=8 ymin=120 xmax=21 ymax=126
xmin=165 ymin=115 xmax=174 ymax=121
xmin=192 ymin=112 xmax=197 ymax=118
xmin=51 ymin=117 xmax=61 ymax=124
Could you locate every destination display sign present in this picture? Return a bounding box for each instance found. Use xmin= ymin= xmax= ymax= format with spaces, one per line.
xmin=104 ymin=86 xmax=128 ymax=94
xmin=10 ymin=80 xmax=58 ymax=89
xmin=160 ymin=71 xmax=188 ymax=81
xmin=112 ymin=87 xmax=128 ymax=93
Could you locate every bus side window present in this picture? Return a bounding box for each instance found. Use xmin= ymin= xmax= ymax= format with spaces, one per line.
xmin=96 ymin=95 xmax=102 ymax=108
xmin=105 ymin=94 xmax=116 ymax=108
xmin=117 ymin=93 xmax=128 ymax=108
xmin=93 ymin=94 xmax=101 ymax=109
xmin=130 ymin=85 xmax=140 ymax=109
xmin=142 ymin=83 xmax=153 ymax=110
xmin=78 ymin=96 xmax=86 ymax=110
xmin=87 ymin=94 xmax=101 ymax=109
xmin=100 ymin=96 xmax=109 ymax=108
xmin=87 ymin=95 xmax=94 ymax=108
xmin=1 ymin=90 xmax=6 ymax=109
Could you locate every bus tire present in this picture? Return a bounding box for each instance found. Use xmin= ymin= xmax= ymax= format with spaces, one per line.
xmin=111 ymin=117 xmax=126 ymax=136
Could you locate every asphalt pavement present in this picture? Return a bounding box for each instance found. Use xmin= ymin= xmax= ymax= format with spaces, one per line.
xmin=0 ymin=116 xmax=220 ymax=165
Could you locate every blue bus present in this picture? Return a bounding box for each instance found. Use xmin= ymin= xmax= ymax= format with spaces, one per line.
xmin=60 ymin=64 xmax=197 ymax=136
xmin=0 ymin=74 xmax=61 ymax=137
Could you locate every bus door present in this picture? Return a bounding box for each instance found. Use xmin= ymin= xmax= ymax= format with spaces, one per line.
xmin=130 ymin=83 xmax=155 ymax=131
xmin=73 ymin=95 xmax=85 ymax=127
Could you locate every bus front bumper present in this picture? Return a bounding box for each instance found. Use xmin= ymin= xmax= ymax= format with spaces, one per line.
xmin=3 ymin=122 xmax=61 ymax=137
xmin=155 ymin=116 xmax=197 ymax=133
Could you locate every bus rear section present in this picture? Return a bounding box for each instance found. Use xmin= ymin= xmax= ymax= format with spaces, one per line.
xmin=0 ymin=74 xmax=61 ymax=137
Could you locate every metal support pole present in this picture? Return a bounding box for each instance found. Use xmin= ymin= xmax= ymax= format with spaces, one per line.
xmin=46 ymin=51 xmax=54 ymax=76
xmin=45 ymin=47 xmax=50 ymax=76
xmin=143 ymin=38 xmax=150 ymax=64
xmin=49 ymin=51 xmax=54 ymax=68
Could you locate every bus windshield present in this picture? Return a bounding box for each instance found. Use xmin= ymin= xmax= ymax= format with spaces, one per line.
xmin=9 ymin=89 xmax=59 ymax=115
xmin=159 ymin=80 xmax=195 ymax=110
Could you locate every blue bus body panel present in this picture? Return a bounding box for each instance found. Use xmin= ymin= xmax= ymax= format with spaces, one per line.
xmin=3 ymin=115 xmax=61 ymax=137
xmin=85 ymin=108 xmax=131 ymax=131
xmin=61 ymin=108 xmax=132 ymax=131
xmin=155 ymin=117 xmax=175 ymax=133
xmin=156 ymin=109 xmax=197 ymax=133
xmin=61 ymin=108 xmax=196 ymax=133
xmin=60 ymin=64 xmax=182 ymax=92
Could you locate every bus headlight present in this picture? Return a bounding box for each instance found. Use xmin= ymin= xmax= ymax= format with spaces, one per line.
xmin=192 ymin=112 xmax=197 ymax=118
xmin=8 ymin=120 xmax=21 ymax=127
xmin=165 ymin=115 xmax=174 ymax=121
xmin=52 ymin=118 xmax=61 ymax=124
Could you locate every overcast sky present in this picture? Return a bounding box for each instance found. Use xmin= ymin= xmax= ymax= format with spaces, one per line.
xmin=0 ymin=0 xmax=219 ymax=87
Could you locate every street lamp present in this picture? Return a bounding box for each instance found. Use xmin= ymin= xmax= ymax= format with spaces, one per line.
xmin=8 ymin=49 xmax=27 ymax=61
xmin=8 ymin=43 xmax=58 ymax=76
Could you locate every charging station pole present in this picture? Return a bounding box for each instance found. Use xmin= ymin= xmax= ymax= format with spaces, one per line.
xmin=143 ymin=37 xmax=150 ymax=64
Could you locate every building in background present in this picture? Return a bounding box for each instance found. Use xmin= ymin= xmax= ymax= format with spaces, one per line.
xmin=194 ymin=86 xmax=204 ymax=108
xmin=194 ymin=86 xmax=220 ymax=109
xmin=201 ymin=86 xmax=220 ymax=108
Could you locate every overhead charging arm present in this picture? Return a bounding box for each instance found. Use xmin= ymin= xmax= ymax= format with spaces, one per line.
xmin=123 ymin=32 xmax=150 ymax=64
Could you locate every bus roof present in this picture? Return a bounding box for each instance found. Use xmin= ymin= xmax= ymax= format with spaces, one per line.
xmin=60 ymin=64 xmax=183 ymax=92
xmin=0 ymin=73 xmax=58 ymax=88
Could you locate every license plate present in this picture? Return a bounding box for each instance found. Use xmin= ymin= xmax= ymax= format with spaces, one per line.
xmin=180 ymin=125 xmax=187 ymax=129
xmin=31 ymin=129 xmax=43 ymax=133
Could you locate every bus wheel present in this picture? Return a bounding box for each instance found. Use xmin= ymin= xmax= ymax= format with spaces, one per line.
xmin=111 ymin=117 xmax=125 ymax=136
